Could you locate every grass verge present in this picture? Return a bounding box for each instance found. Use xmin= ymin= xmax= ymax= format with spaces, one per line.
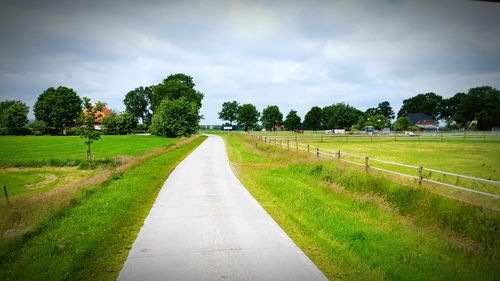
xmin=224 ymin=133 xmax=500 ymax=281
xmin=0 ymin=135 xmax=206 ymax=281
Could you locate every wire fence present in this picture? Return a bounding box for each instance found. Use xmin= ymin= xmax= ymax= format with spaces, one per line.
xmin=251 ymin=134 xmax=500 ymax=201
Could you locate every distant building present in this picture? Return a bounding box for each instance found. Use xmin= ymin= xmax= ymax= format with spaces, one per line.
xmin=406 ymin=113 xmax=438 ymax=131
xmin=83 ymin=102 xmax=111 ymax=130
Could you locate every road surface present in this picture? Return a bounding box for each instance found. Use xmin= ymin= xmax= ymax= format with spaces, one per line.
xmin=117 ymin=135 xmax=327 ymax=281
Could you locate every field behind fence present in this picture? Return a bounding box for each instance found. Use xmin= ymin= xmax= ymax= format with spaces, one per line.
xmin=251 ymin=133 xmax=500 ymax=210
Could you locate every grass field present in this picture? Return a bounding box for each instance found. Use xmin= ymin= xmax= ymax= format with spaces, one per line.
xmin=0 ymin=135 xmax=179 ymax=167
xmin=0 ymin=135 xmax=207 ymax=280
xmin=223 ymin=133 xmax=500 ymax=281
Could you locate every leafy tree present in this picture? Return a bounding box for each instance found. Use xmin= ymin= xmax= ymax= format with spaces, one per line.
xmin=454 ymin=86 xmax=500 ymax=130
xmin=439 ymin=92 xmax=466 ymax=126
xmin=394 ymin=117 xmax=411 ymax=131
xmin=376 ymin=101 xmax=395 ymax=119
xmin=150 ymin=97 xmax=200 ymax=137
xmin=303 ymin=106 xmax=322 ymax=130
xmin=79 ymin=97 xmax=105 ymax=160
xmin=150 ymin=73 xmax=204 ymax=113
xmin=218 ymin=101 xmax=239 ymax=125
xmin=124 ymin=87 xmax=150 ymax=124
xmin=261 ymin=105 xmax=283 ymax=131
xmin=364 ymin=114 xmax=388 ymax=130
xmin=397 ymin=93 xmax=442 ymax=119
xmin=322 ymin=103 xmax=362 ymax=130
xmin=237 ymin=103 xmax=260 ymax=131
xmin=34 ymin=86 xmax=82 ymax=133
xmin=26 ymin=120 xmax=47 ymax=135
xmin=0 ymin=100 xmax=29 ymax=133
xmin=102 ymin=110 xmax=138 ymax=134
xmin=284 ymin=110 xmax=302 ymax=130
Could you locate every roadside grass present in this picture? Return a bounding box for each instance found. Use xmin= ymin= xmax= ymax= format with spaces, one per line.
xmin=224 ymin=133 xmax=500 ymax=281
xmin=0 ymin=135 xmax=178 ymax=167
xmin=0 ymin=135 xmax=207 ymax=281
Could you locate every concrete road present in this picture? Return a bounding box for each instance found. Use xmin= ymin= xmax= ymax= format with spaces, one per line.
xmin=117 ymin=135 xmax=327 ymax=281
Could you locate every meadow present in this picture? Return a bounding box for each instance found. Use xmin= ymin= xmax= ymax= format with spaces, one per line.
xmin=223 ymin=133 xmax=500 ymax=281
xmin=0 ymin=135 xmax=206 ymax=280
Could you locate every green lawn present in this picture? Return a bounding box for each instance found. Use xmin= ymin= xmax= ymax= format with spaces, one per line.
xmin=0 ymin=135 xmax=207 ymax=281
xmin=0 ymin=135 xmax=178 ymax=167
xmin=224 ymin=134 xmax=500 ymax=281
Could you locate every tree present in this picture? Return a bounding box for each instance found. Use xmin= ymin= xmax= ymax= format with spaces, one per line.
xmin=376 ymin=101 xmax=395 ymax=119
xmin=303 ymin=106 xmax=322 ymax=130
xmin=237 ymin=103 xmax=260 ymax=131
xmin=364 ymin=114 xmax=388 ymax=130
xmin=0 ymin=100 xmax=29 ymax=133
xmin=439 ymin=92 xmax=466 ymax=127
xmin=454 ymin=86 xmax=500 ymax=130
xmin=322 ymin=103 xmax=363 ymax=130
xmin=394 ymin=117 xmax=411 ymax=131
xmin=79 ymin=97 xmax=105 ymax=160
xmin=150 ymin=73 xmax=204 ymax=113
xmin=218 ymin=101 xmax=239 ymax=125
xmin=284 ymin=110 xmax=302 ymax=131
xmin=34 ymin=86 xmax=82 ymax=133
xmin=397 ymin=93 xmax=442 ymax=119
xmin=150 ymin=97 xmax=200 ymax=137
xmin=102 ymin=110 xmax=138 ymax=134
xmin=124 ymin=87 xmax=150 ymax=124
xmin=260 ymin=105 xmax=283 ymax=131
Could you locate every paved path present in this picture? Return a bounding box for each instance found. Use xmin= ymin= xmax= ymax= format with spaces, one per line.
xmin=117 ymin=135 xmax=327 ymax=281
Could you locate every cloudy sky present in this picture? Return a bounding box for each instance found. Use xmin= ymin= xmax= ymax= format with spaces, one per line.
xmin=1 ymin=0 xmax=499 ymax=124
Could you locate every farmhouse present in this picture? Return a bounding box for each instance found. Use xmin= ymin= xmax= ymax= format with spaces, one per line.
xmin=406 ymin=113 xmax=438 ymax=131
xmin=83 ymin=102 xmax=111 ymax=130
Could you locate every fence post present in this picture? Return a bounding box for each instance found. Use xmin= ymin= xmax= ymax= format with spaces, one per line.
xmin=3 ymin=185 xmax=8 ymax=203
xmin=316 ymin=147 xmax=320 ymax=158
xmin=287 ymin=140 xmax=290 ymax=151
xmin=337 ymin=150 xmax=341 ymax=160
xmin=418 ymin=166 xmax=423 ymax=186
xmin=307 ymin=144 xmax=310 ymax=152
xmin=296 ymin=141 xmax=298 ymax=152
xmin=365 ymin=156 xmax=369 ymax=172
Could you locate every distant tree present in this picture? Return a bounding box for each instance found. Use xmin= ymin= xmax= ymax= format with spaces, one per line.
xmin=261 ymin=105 xmax=283 ymax=131
xmin=303 ymin=106 xmax=322 ymax=130
xmin=364 ymin=114 xmax=388 ymax=130
xmin=150 ymin=97 xmax=200 ymax=137
xmin=439 ymin=92 xmax=466 ymax=126
xmin=284 ymin=110 xmax=302 ymax=131
xmin=218 ymin=101 xmax=240 ymax=125
xmin=124 ymin=87 xmax=150 ymax=124
xmin=150 ymin=73 xmax=204 ymax=113
xmin=0 ymin=100 xmax=29 ymax=133
xmin=237 ymin=103 xmax=260 ymax=131
xmin=376 ymin=101 xmax=395 ymax=120
xmin=454 ymin=86 xmax=500 ymax=130
xmin=34 ymin=86 xmax=83 ymax=133
xmin=322 ymin=103 xmax=363 ymax=130
xmin=364 ymin=107 xmax=377 ymax=117
xmin=397 ymin=93 xmax=442 ymax=119
xmin=103 ymin=111 xmax=138 ymax=134
xmin=394 ymin=117 xmax=411 ymax=131
xmin=79 ymin=97 xmax=105 ymax=160
xmin=26 ymin=120 xmax=47 ymax=135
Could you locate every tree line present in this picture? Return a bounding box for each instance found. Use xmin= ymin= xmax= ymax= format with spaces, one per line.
xmin=218 ymin=86 xmax=500 ymax=131
xmin=0 ymin=73 xmax=204 ymax=137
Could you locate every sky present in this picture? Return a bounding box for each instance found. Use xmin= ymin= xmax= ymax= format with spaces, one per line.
xmin=0 ymin=0 xmax=499 ymax=124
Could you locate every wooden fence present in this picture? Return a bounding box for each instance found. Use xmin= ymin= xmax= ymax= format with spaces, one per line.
xmin=251 ymin=134 xmax=500 ymax=200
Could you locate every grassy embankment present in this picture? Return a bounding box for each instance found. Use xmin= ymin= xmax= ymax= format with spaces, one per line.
xmin=0 ymin=135 xmax=206 ymax=280
xmin=224 ymin=133 xmax=500 ymax=281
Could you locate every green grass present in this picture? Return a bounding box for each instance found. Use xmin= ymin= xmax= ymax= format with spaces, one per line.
xmin=0 ymin=135 xmax=206 ymax=281
xmin=303 ymin=140 xmax=500 ymax=181
xmin=224 ymin=134 xmax=500 ymax=281
xmin=0 ymin=135 xmax=178 ymax=167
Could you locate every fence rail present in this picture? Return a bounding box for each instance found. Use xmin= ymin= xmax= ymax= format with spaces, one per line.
xmin=251 ymin=134 xmax=500 ymax=200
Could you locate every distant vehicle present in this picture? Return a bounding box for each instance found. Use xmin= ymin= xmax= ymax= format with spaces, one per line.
xmin=325 ymin=130 xmax=333 ymax=134
xmin=404 ymin=131 xmax=416 ymax=136
xmin=366 ymin=126 xmax=375 ymax=135
xmin=382 ymin=128 xmax=391 ymax=134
